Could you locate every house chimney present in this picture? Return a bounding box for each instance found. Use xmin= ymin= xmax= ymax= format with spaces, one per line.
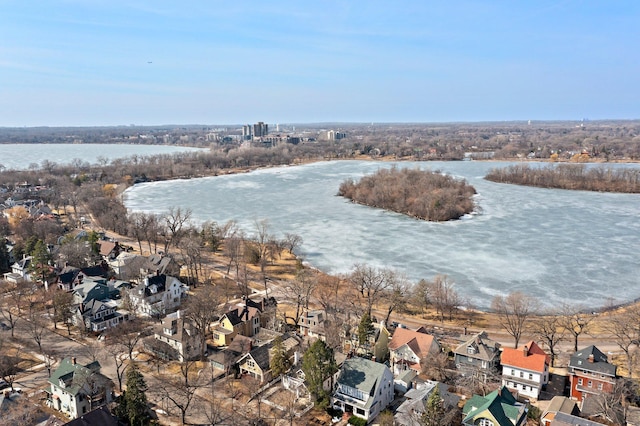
xmin=523 ymin=346 xmax=529 ymax=357
xmin=72 ymin=357 xmax=76 ymax=365
xmin=588 ymin=354 xmax=594 ymax=363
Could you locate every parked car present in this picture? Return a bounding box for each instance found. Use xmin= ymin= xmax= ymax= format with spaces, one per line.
xmin=0 ymin=379 xmax=9 ymax=390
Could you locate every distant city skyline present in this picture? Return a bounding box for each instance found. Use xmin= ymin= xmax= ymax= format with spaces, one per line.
xmin=1 ymin=1 xmax=638 ymax=127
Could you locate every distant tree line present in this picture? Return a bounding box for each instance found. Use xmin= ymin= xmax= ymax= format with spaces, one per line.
xmin=485 ymin=164 xmax=640 ymax=193
xmin=2 ymin=120 xmax=640 ymax=162
xmin=338 ymin=166 xmax=476 ymax=221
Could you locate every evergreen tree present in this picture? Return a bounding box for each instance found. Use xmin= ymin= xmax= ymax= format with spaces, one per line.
xmin=421 ymin=386 xmax=445 ymax=426
xmin=0 ymin=236 xmax=10 ymax=273
xmin=116 ymin=364 xmax=150 ymax=426
xmin=29 ymin=239 xmax=52 ymax=284
xmin=269 ymin=336 xmax=291 ymax=377
xmin=301 ymin=340 xmax=337 ymax=408
xmin=357 ymin=312 xmax=375 ymax=349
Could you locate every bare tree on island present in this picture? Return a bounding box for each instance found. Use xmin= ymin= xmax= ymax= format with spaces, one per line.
xmin=491 ymin=291 xmax=537 ymax=348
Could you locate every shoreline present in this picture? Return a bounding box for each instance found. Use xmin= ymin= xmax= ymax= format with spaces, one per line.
xmin=117 ymin=159 xmax=637 ymax=312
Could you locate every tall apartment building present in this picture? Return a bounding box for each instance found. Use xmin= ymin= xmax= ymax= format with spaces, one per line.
xmin=243 ymin=122 xmax=269 ymax=139
xmin=253 ymin=121 xmax=268 ymax=137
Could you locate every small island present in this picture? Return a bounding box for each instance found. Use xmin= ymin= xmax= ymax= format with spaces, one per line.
xmin=485 ymin=163 xmax=640 ymax=193
xmin=338 ymin=166 xmax=476 ymax=221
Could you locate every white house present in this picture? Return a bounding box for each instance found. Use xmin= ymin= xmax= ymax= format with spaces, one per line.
xmin=501 ymin=340 xmax=550 ymax=401
xmin=75 ymin=299 xmax=129 ymax=333
xmin=128 ymin=274 xmax=186 ymax=317
xmin=47 ymin=358 xmax=114 ymax=419
xmin=151 ymin=310 xmax=202 ymax=362
xmin=331 ymin=357 xmax=394 ymax=423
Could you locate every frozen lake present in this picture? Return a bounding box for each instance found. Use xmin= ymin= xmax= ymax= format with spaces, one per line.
xmin=0 ymin=143 xmax=205 ymax=170
xmin=123 ymin=160 xmax=640 ymax=309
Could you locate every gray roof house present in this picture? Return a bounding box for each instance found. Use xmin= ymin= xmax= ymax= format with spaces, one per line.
xmin=395 ymin=380 xmax=460 ymax=426
xmin=454 ymin=331 xmax=501 ymax=374
xmin=331 ymin=357 xmax=394 ymax=424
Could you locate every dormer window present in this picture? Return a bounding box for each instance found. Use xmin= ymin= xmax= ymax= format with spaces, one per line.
xmin=467 ymin=346 xmax=476 ymax=354
xmin=58 ymin=379 xmax=66 ymax=388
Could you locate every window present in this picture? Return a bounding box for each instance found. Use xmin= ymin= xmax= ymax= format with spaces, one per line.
xmin=598 ymin=383 xmax=603 ymax=390
xmin=578 ymin=378 xmax=583 ymax=385
xmin=479 ymin=418 xmax=494 ymax=426
xmin=467 ymin=346 xmax=476 ymax=354
xmin=511 ymin=369 xmax=515 ymax=376
xmin=588 ymin=380 xmax=592 ymax=388
xmin=529 ymin=373 xmax=533 ymax=380
xmin=519 ymin=371 xmax=524 ymax=378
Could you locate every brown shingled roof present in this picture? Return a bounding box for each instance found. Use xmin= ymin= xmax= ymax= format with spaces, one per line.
xmin=388 ymin=327 xmax=438 ymax=358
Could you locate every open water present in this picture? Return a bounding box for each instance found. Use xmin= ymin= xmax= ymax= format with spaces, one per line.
xmin=123 ymin=160 xmax=640 ymax=309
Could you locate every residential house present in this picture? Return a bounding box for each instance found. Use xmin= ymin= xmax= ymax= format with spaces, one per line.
xmin=107 ymin=252 xmax=147 ymax=281
xmin=568 ymin=345 xmax=616 ymax=403
xmin=57 ymin=266 xmax=109 ymax=291
xmin=97 ymin=241 xmax=122 ymax=262
xmin=212 ymin=301 xmax=262 ymax=347
xmin=47 ymin=358 xmax=114 ymax=420
xmin=62 ymin=406 xmax=119 ymax=426
xmin=298 ymin=310 xmax=326 ymax=339
xmin=394 ymin=369 xmax=417 ymax=394
xmin=395 ymin=380 xmax=460 ymax=426
xmin=75 ymin=299 xmax=129 ymax=333
xmin=142 ymin=254 xmax=180 ymax=277
xmin=72 ymin=280 xmax=110 ymax=306
xmin=128 ymin=274 xmax=186 ymax=318
xmin=501 ymin=340 xmax=550 ymax=401
xmin=549 ymin=412 xmax=605 ymax=426
xmin=209 ymin=335 xmax=254 ymax=376
xmin=151 ymin=310 xmax=202 ymax=362
xmin=541 ymin=396 xmax=579 ymax=426
xmin=331 ymin=357 xmax=394 ymax=423
xmin=388 ymin=327 xmax=441 ymax=375
xmin=237 ymin=344 xmax=272 ymax=384
xmin=462 ymin=386 xmax=528 ymax=426
xmin=236 ymin=333 xmax=300 ymax=383
xmin=454 ymin=331 xmax=501 ymax=378
xmin=10 ymin=255 xmax=32 ymax=281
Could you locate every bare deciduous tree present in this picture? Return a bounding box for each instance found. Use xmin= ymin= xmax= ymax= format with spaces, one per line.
xmin=156 ymin=359 xmax=203 ymax=425
xmin=429 ymin=275 xmax=460 ymax=323
xmin=530 ymin=308 xmax=566 ymax=367
xmin=162 ymin=207 xmax=192 ymax=254
xmin=184 ymin=288 xmax=223 ymax=359
xmin=602 ymin=306 xmax=640 ymax=378
xmin=491 ymin=291 xmax=537 ymax=348
xmin=560 ymin=303 xmax=594 ymax=352
xmin=347 ymin=264 xmax=394 ymax=318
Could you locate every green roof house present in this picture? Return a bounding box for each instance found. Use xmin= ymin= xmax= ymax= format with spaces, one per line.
xmin=47 ymin=357 xmax=114 ymax=420
xmin=462 ymin=386 xmax=528 ymax=426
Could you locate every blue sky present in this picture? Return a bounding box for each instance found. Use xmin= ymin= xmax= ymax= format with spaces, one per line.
xmin=1 ymin=1 xmax=638 ymax=126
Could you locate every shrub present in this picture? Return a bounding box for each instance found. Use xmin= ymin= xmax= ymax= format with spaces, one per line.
xmin=348 ymin=416 xmax=367 ymax=426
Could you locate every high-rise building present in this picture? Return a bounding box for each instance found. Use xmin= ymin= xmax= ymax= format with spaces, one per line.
xmin=253 ymin=122 xmax=268 ymax=137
